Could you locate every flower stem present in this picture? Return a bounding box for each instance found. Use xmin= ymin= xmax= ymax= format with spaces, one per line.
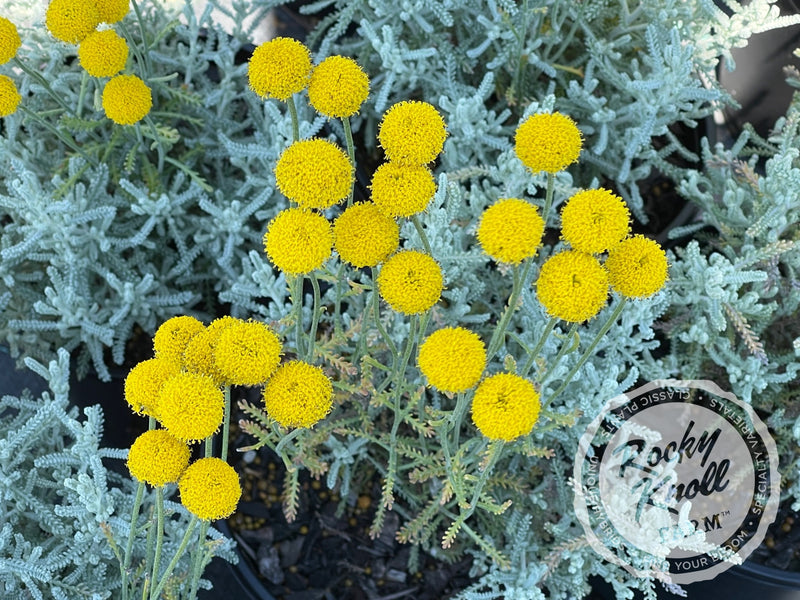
xmin=410 ymin=214 xmax=433 ymax=256
xmin=544 ymin=297 xmax=628 ymax=409
xmin=150 ymin=516 xmax=199 ymax=600
xmin=76 ymin=70 xmax=89 ymax=118
xmin=487 ymin=259 xmax=532 ymax=360
xmin=450 ymin=391 xmax=471 ymax=450
xmin=306 ymin=272 xmax=321 ymax=362
xmin=542 ymin=171 xmax=555 ymax=225
xmin=539 ymin=321 xmax=579 ymax=385
xmin=463 ymin=440 xmax=504 ymax=520
xmin=147 ymin=488 xmax=164 ymax=600
xmin=17 ymin=105 xmax=98 ymax=167
xmin=221 ymin=386 xmax=231 ymax=463
xmin=286 ymin=95 xmax=300 ymax=143
xmin=520 ymin=317 xmax=558 ymax=377
xmin=342 ymin=116 xmax=356 ymax=207
xmin=293 ymin=275 xmax=305 ymax=358
xmin=121 ymin=481 xmax=145 ymax=600
xmin=129 ymin=0 xmax=153 ymax=77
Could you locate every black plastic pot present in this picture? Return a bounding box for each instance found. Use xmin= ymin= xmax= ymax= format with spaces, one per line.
xmin=205 ymin=521 xmax=277 ymax=600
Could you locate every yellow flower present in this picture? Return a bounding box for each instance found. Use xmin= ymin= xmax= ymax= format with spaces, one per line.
xmin=0 ymin=75 xmax=21 ymax=118
xmin=262 ymin=361 xmax=333 ymax=429
xmin=95 ymin=0 xmax=129 ymax=24
xmin=127 ymin=429 xmax=190 ymax=487
xmin=158 ymin=372 xmax=225 ymax=443
xmin=378 ymin=100 xmax=447 ymax=165
xmin=124 ymin=357 xmax=181 ymax=419
xmin=179 ymin=457 xmax=242 ymax=521
xmin=183 ymin=316 xmax=239 ymax=384
xmin=274 ymin=138 xmax=353 ymax=210
xmin=308 ymin=55 xmax=369 ymax=118
xmin=45 ymin=0 xmax=100 ymax=44
xmin=333 ymin=202 xmax=399 ymax=268
xmin=78 ymin=29 xmax=128 ymax=77
xmin=248 ymin=37 xmax=311 ymax=101
xmin=370 ymin=162 xmax=436 ymax=218
xmin=0 ymin=17 xmax=21 ymax=65
xmin=605 ymin=235 xmax=669 ymax=298
xmin=418 ymin=327 xmax=486 ymax=393
xmin=153 ymin=315 xmax=205 ymax=366
xmin=102 ymin=74 xmax=151 ymax=125
xmin=214 ymin=320 xmax=282 ymax=386
xmin=264 ymin=208 xmax=332 ymax=275
xmin=477 ymin=198 xmax=545 ymax=265
xmin=536 ymin=250 xmax=609 ymax=323
xmin=514 ymin=112 xmax=582 ymax=174
xmin=560 ymin=188 xmax=630 ymax=254
xmin=377 ymin=250 xmax=443 ymax=315
xmin=471 ymin=373 xmax=541 ymax=441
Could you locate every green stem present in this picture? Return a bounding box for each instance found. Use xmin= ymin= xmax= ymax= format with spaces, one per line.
xmin=334 ymin=262 xmax=345 ymax=337
xmin=463 ymin=440 xmax=504 ymax=520
xmin=188 ymin=521 xmax=211 ymax=600
xmin=221 ymin=386 xmax=231 ymax=463
xmin=370 ymin=267 xmax=398 ymax=359
xmin=144 ymin=114 xmax=165 ymax=173
xmin=539 ymin=321 xmax=579 ymax=385
xmin=129 ymin=0 xmax=153 ymax=77
xmin=76 ymin=70 xmax=89 ymax=118
xmin=410 ymin=214 xmax=434 ymax=256
xmin=276 ymin=427 xmax=303 ymax=457
xmin=542 ymin=171 xmax=555 ymax=226
xmin=150 ymin=516 xmax=199 ymax=600
xmin=307 ymin=272 xmax=321 ymax=362
xmin=121 ymin=481 xmax=145 ymax=600
xmin=486 ymin=260 xmax=533 ymax=360
xmin=286 ymin=95 xmax=300 ymax=143
xmin=521 ymin=317 xmax=558 ymax=377
xmin=450 ymin=391 xmax=471 ymax=450
xmin=293 ymin=275 xmax=305 ymax=359
xmin=148 ymin=488 xmax=164 ymax=600
xmin=342 ymin=116 xmax=356 ymax=207
xmin=18 ymin=105 xmax=98 ymax=167
xmin=544 ymin=297 xmax=628 ymax=409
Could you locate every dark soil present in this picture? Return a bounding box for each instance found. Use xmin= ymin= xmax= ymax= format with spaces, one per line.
xmin=748 ymin=501 xmax=800 ymax=572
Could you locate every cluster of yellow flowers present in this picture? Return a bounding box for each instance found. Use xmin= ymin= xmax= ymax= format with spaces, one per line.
xmin=0 ymin=17 xmax=22 ymax=117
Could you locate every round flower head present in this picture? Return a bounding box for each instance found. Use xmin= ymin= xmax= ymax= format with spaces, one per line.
xmin=264 ymin=208 xmax=332 ymax=275
xmin=308 ymin=55 xmax=369 ymax=118
xmin=263 ymin=361 xmax=333 ymax=429
xmin=127 ymin=429 xmax=190 ymax=487
xmin=248 ymin=37 xmax=311 ymax=101
xmin=536 ymin=250 xmax=609 ymax=323
xmin=514 ymin=112 xmax=582 ymax=174
xmin=214 ymin=320 xmax=282 ymax=386
xmin=0 ymin=17 xmax=21 ymax=65
xmin=477 ymin=198 xmax=545 ymax=265
xmin=102 ymin=74 xmax=152 ymax=125
xmin=471 ymin=373 xmax=541 ymax=441
xmin=378 ymin=100 xmax=447 ymax=165
xmin=95 ymin=0 xmax=129 ymax=23
xmin=153 ymin=315 xmax=205 ymax=366
xmin=605 ymin=235 xmax=669 ymax=298
xmin=78 ymin=29 xmax=128 ymax=77
xmin=275 ymin=138 xmax=353 ymax=210
xmin=45 ymin=0 xmax=100 ymax=44
xmin=158 ymin=372 xmax=225 ymax=443
xmin=333 ymin=202 xmax=399 ymax=268
xmin=124 ymin=357 xmax=181 ymax=418
xmin=377 ymin=250 xmax=443 ymax=315
xmin=418 ymin=327 xmax=486 ymax=393
xmin=370 ymin=162 xmax=436 ymax=218
xmin=0 ymin=75 xmax=21 ymax=118
xmin=183 ymin=315 xmax=238 ymax=384
xmin=561 ymin=188 xmax=630 ymax=254
xmin=179 ymin=457 xmax=242 ymax=521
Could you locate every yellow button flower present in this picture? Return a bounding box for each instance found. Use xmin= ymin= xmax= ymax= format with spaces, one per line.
xmin=102 ymin=74 xmax=152 ymax=125
xmin=333 ymin=202 xmax=399 ymax=268
xmin=471 ymin=373 xmax=541 ymax=441
xmin=262 ymin=361 xmax=333 ymax=429
xmin=370 ymin=162 xmax=436 ymax=218
xmin=606 ymin=235 xmax=669 ymax=298
xmin=0 ymin=75 xmax=21 ymax=118
xmin=124 ymin=357 xmax=181 ymax=419
xmin=45 ymin=0 xmax=100 ymax=44
xmin=264 ymin=208 xmax=332 ymax=275
xmin=514 ymin=112 xmax=582 ymax=174
xmin=248 ymin=37 xmax=311 ymax=101
xmin=378 ymin=100 xmax=447 ymax=165
xmin=561 ymin=188 xmax=630 ymax=254
xmin=153 ymin=315 xmax=205 ymax=366
xmin=78 ymin=29 xmax=128 ymax=77
xmin=476 ymin=198 xmax=545 ymax=265
xmin=179 ymin=457 xmax=242 ymax=521
xmin=158 ymin=372 xmax=225 ymax=443
xmin=377 ymin=250 xmax=443 ymax=315
xmin=183 ymin=316 xmax=239 ymax=384
xmin=127 ymin=429 xmax=190 ymax=487
xmin=418 ymin=327 xmax=486 ymax=393
xmin=214 ymin=319 xmax=282 ymax=386
xmin=308 ymin=55 xmax=369 ymax=118
xmin=95 ymin=0 xmax=129 ymax=24
xmin=536 ymin=250 xmax=609 ymax=323
xmin=0 ymin=17 xmax=21 ymax=65
xmin=275 ymin=138 xmax=353 ymax=210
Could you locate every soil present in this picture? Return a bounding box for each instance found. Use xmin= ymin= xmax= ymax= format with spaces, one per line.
xmin=748 ymin=501 xmax=800 ymax=572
